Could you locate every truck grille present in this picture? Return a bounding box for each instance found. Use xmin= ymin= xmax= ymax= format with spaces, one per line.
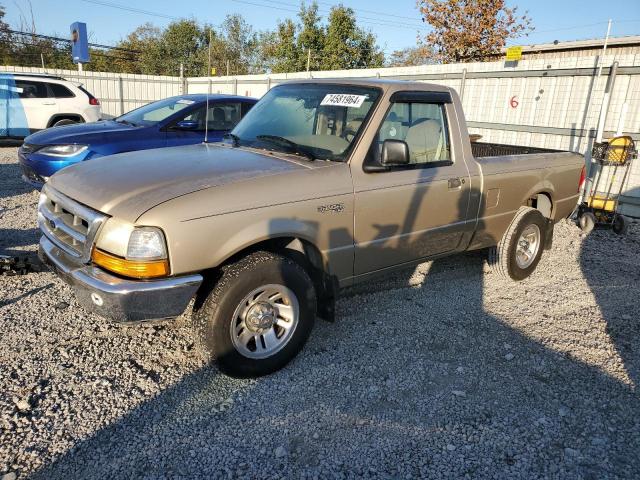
xmin=38 ymin=185 xmax=107 ymax=262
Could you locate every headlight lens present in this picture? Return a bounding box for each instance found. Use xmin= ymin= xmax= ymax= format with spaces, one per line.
xmin=92 ymin=226 xmax=169 ymax=279
xmin=39 ymin=144 xmax=88 ymax=157
xmin=127 ymin=227 xmax=167 ymax=260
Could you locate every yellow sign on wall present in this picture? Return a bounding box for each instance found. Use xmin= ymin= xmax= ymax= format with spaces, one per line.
xmin=506 ymin=46 xmax=523 ymax=61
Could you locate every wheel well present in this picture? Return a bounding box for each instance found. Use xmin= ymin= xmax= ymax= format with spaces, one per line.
xmin=47 ymin=114 xmax=84 ymax=128
xmin=198 ymin=237 xmax=336 ymax=308
xmin=527 ymin=192 xmax=553 ymax=219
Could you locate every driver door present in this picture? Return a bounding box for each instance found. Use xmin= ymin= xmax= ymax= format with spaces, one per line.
xmin=352 ymin=92 xmax=472 ymax=276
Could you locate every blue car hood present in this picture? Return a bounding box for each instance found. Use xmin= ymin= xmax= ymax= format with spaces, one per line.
xmin=25 ymin=120 xmax=143 ymax=145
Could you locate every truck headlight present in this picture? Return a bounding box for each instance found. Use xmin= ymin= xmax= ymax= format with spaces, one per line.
xmin=127 ymin=227 xmax=167 ymax=260
xmin=39 ymin=144 xmax=88 ymax=157
xmin=92 ymin=226 xmax=169 ymax=279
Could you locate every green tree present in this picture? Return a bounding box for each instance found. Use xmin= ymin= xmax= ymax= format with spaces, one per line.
xmin=417 ymin=0 xmax=533 ymax=62
xmin=322 ymin=6 xmax=384 ymax=70
xmin=111 ymin=23 xmax=163 ymax=74
xmin=265 ymin=18 xmax=299 ymax=74
xmin=0 ymin=4 xmax=11 ymax=64
xmin=266 ymin=2 xmax=384 ymax=73
xmin=297 ymin=2 xmax=325 ymax=71
xmin=209 ymin=15 xmax=262 ymax=76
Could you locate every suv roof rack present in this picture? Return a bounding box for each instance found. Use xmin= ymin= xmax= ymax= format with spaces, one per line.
xmin=0 ymin=72 xmax=67 ymax=81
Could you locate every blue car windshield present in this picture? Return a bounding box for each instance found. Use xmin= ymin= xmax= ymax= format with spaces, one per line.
xmin=231 ymin=84 xmax=380 ymax=161
xmin=116 ymin=97 xmax=197 ymax=127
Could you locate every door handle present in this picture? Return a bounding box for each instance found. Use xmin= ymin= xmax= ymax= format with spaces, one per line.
xmin=41 ymin=101 xmax=56 ymax=106
xmin=448 ymin=177 xmax=464 ymax=189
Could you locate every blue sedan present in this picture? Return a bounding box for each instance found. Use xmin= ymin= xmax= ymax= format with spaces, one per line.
xmin=18 ymin=94 xmax=257 ymax=187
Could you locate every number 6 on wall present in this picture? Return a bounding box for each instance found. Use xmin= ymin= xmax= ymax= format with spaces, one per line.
xmin=510 ymin=96 xmax=519 ymax=108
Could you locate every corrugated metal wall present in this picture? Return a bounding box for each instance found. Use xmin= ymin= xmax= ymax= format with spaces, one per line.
xmin=3 ymin=53 xmax=639 ymax=215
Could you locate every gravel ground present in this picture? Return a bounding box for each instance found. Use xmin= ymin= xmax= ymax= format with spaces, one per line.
xmin=1 ymin=146 xmax=639 ymax=479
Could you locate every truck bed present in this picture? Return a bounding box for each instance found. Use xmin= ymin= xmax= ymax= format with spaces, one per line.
xmin=472 ymin=142 xmax=560 ymax=158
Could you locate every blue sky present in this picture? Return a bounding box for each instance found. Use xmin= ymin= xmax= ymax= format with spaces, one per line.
xmin=4 ymin=0 xmax=640 ymax=54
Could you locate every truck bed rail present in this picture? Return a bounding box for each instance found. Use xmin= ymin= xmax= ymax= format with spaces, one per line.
xmin=472 ymin=142 xmax=560 ymax=158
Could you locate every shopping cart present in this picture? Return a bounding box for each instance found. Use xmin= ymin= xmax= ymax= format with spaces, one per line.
xmin=577 ymin=135 xmax=637 ymax=235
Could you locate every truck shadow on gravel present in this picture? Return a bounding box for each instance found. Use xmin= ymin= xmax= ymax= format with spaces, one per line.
xmin=579 ymin=222 xmax=640 ymax=389
xmin=0 ymin=228 xmax=41 ymax=254
xmin=30 ymin=185 xmax=640 ymax=478
xmin=30 ymin=251 xmax=640 ymax=479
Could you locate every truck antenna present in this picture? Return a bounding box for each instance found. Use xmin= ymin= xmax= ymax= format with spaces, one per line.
xmin=204 ymin=28 xmax=212 ymax=143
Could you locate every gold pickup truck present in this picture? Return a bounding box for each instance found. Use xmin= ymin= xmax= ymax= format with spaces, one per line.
xmin=37 ymin=79 xmax=585 ymax=376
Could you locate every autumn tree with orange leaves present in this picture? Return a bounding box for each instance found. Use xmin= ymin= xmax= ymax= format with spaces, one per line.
xmin=417 ymin=0 xmax=533 ymax=63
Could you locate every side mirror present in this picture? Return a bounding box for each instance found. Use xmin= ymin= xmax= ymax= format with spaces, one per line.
xmin=176 ymin=120 xmax=199 ymax=130
xmin=381 ymin=139 xmax=410 ymax=166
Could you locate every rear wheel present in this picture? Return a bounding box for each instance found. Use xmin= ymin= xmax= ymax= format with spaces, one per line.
xmin=488 ymin=207 xmax=547 ymax=281
xmin=193 ymin=251 xmax=316 ymax=377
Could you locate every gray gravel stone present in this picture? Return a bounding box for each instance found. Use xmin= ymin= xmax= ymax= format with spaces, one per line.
xmin=1 ymin=147 xmax=639 ymax=479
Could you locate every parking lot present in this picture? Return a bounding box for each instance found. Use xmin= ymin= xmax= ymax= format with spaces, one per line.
xmin=1 ymin=145 xmax=639 ymax=478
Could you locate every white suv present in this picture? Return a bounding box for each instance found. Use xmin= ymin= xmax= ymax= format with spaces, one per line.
xmin=1 ymin=73 xmax=102 ymax=138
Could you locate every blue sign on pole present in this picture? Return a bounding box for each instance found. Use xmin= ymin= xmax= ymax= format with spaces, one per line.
xmin=70 ymin=22 xmax=90 ymax=64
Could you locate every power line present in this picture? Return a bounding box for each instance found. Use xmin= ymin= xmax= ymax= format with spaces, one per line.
xmin=267 ymin=0 xmax=425 ymax=25
xmin=10 ymin=38 xmax=138 ymax=62
xmin=77 ymin=0 xmax=181 ymax=20
xmin=230 ymin=0 xmax=429 ymax=31
xmin=8 ymin=29 xmax=142 ymax=54
xmin=266 ymin=0 xmax=427 ymax=29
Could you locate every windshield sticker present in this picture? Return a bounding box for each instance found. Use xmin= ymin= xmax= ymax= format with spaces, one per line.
xmin=176 ymin=99 xmax=195 ymax=105
xmin=320 ymin=94 xmax=367 ymax=108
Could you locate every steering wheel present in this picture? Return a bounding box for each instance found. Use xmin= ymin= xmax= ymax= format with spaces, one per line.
xmin=341 ymin=128 xmax=358 ymax=142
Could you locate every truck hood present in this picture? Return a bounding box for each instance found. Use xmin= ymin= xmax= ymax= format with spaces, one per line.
xmin=48 ymin=143 xmax=308 ymax=222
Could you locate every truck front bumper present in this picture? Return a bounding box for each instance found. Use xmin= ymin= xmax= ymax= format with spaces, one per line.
xmin=38 ymin=236 xmax=203 ymax=322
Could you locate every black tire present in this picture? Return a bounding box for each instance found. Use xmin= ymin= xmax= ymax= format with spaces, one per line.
xmin=193 ymin=251 xmax=316 ymax=377
xmin=578 ymin=211 xmax=597 ymax=234
xmin=488 ymin=207 xmax=547 ymax=281
xmin=612 ymin=215 xmax=629 ymax=235
xmin=52 ymin=118 xmax=77 ymax=127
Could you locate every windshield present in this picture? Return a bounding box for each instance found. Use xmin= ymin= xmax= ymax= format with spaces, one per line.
xmin=231 ymin=84 xmax=381 ymax=161
xmin=116 ymin=97 xmax=197 ymax=127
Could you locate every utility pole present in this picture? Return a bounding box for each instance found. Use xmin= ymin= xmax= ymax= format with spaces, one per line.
xmin=40 ymin=53 xmax=45 ymax=69
xmin=306 ymin=48 xmax=311 ymax=72
xmin=226 ymin=60 xmax=230 ymax=77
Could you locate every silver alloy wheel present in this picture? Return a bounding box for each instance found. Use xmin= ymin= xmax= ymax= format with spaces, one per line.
xmin=515 ymin=224 xmax=541 ymax=269
xmin=230 ymin=284 xmax=299 ymax=359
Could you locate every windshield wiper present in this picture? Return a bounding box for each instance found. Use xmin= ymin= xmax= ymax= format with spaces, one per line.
xmin=223 ymin=133 xmax=240 ymax=147
xmin=256 ymin=135 xmax=315 ymax=161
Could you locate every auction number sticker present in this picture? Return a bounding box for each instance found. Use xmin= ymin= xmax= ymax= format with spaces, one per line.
xmin=321 ymin=94 xmax=367 ymax=108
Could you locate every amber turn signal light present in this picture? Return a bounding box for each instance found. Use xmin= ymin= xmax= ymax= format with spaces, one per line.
xmin=91 ymin=248 xmax=169 ymax=279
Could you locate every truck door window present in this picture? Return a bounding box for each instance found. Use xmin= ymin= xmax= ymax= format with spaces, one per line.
xmin=372 ymin=102 xmax=451 ymax=166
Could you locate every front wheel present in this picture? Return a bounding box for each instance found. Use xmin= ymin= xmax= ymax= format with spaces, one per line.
xmin=488 ymin=207 xmax=547 ymax=281
xmin=193 ymin=251 xmax=316 ymax=377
